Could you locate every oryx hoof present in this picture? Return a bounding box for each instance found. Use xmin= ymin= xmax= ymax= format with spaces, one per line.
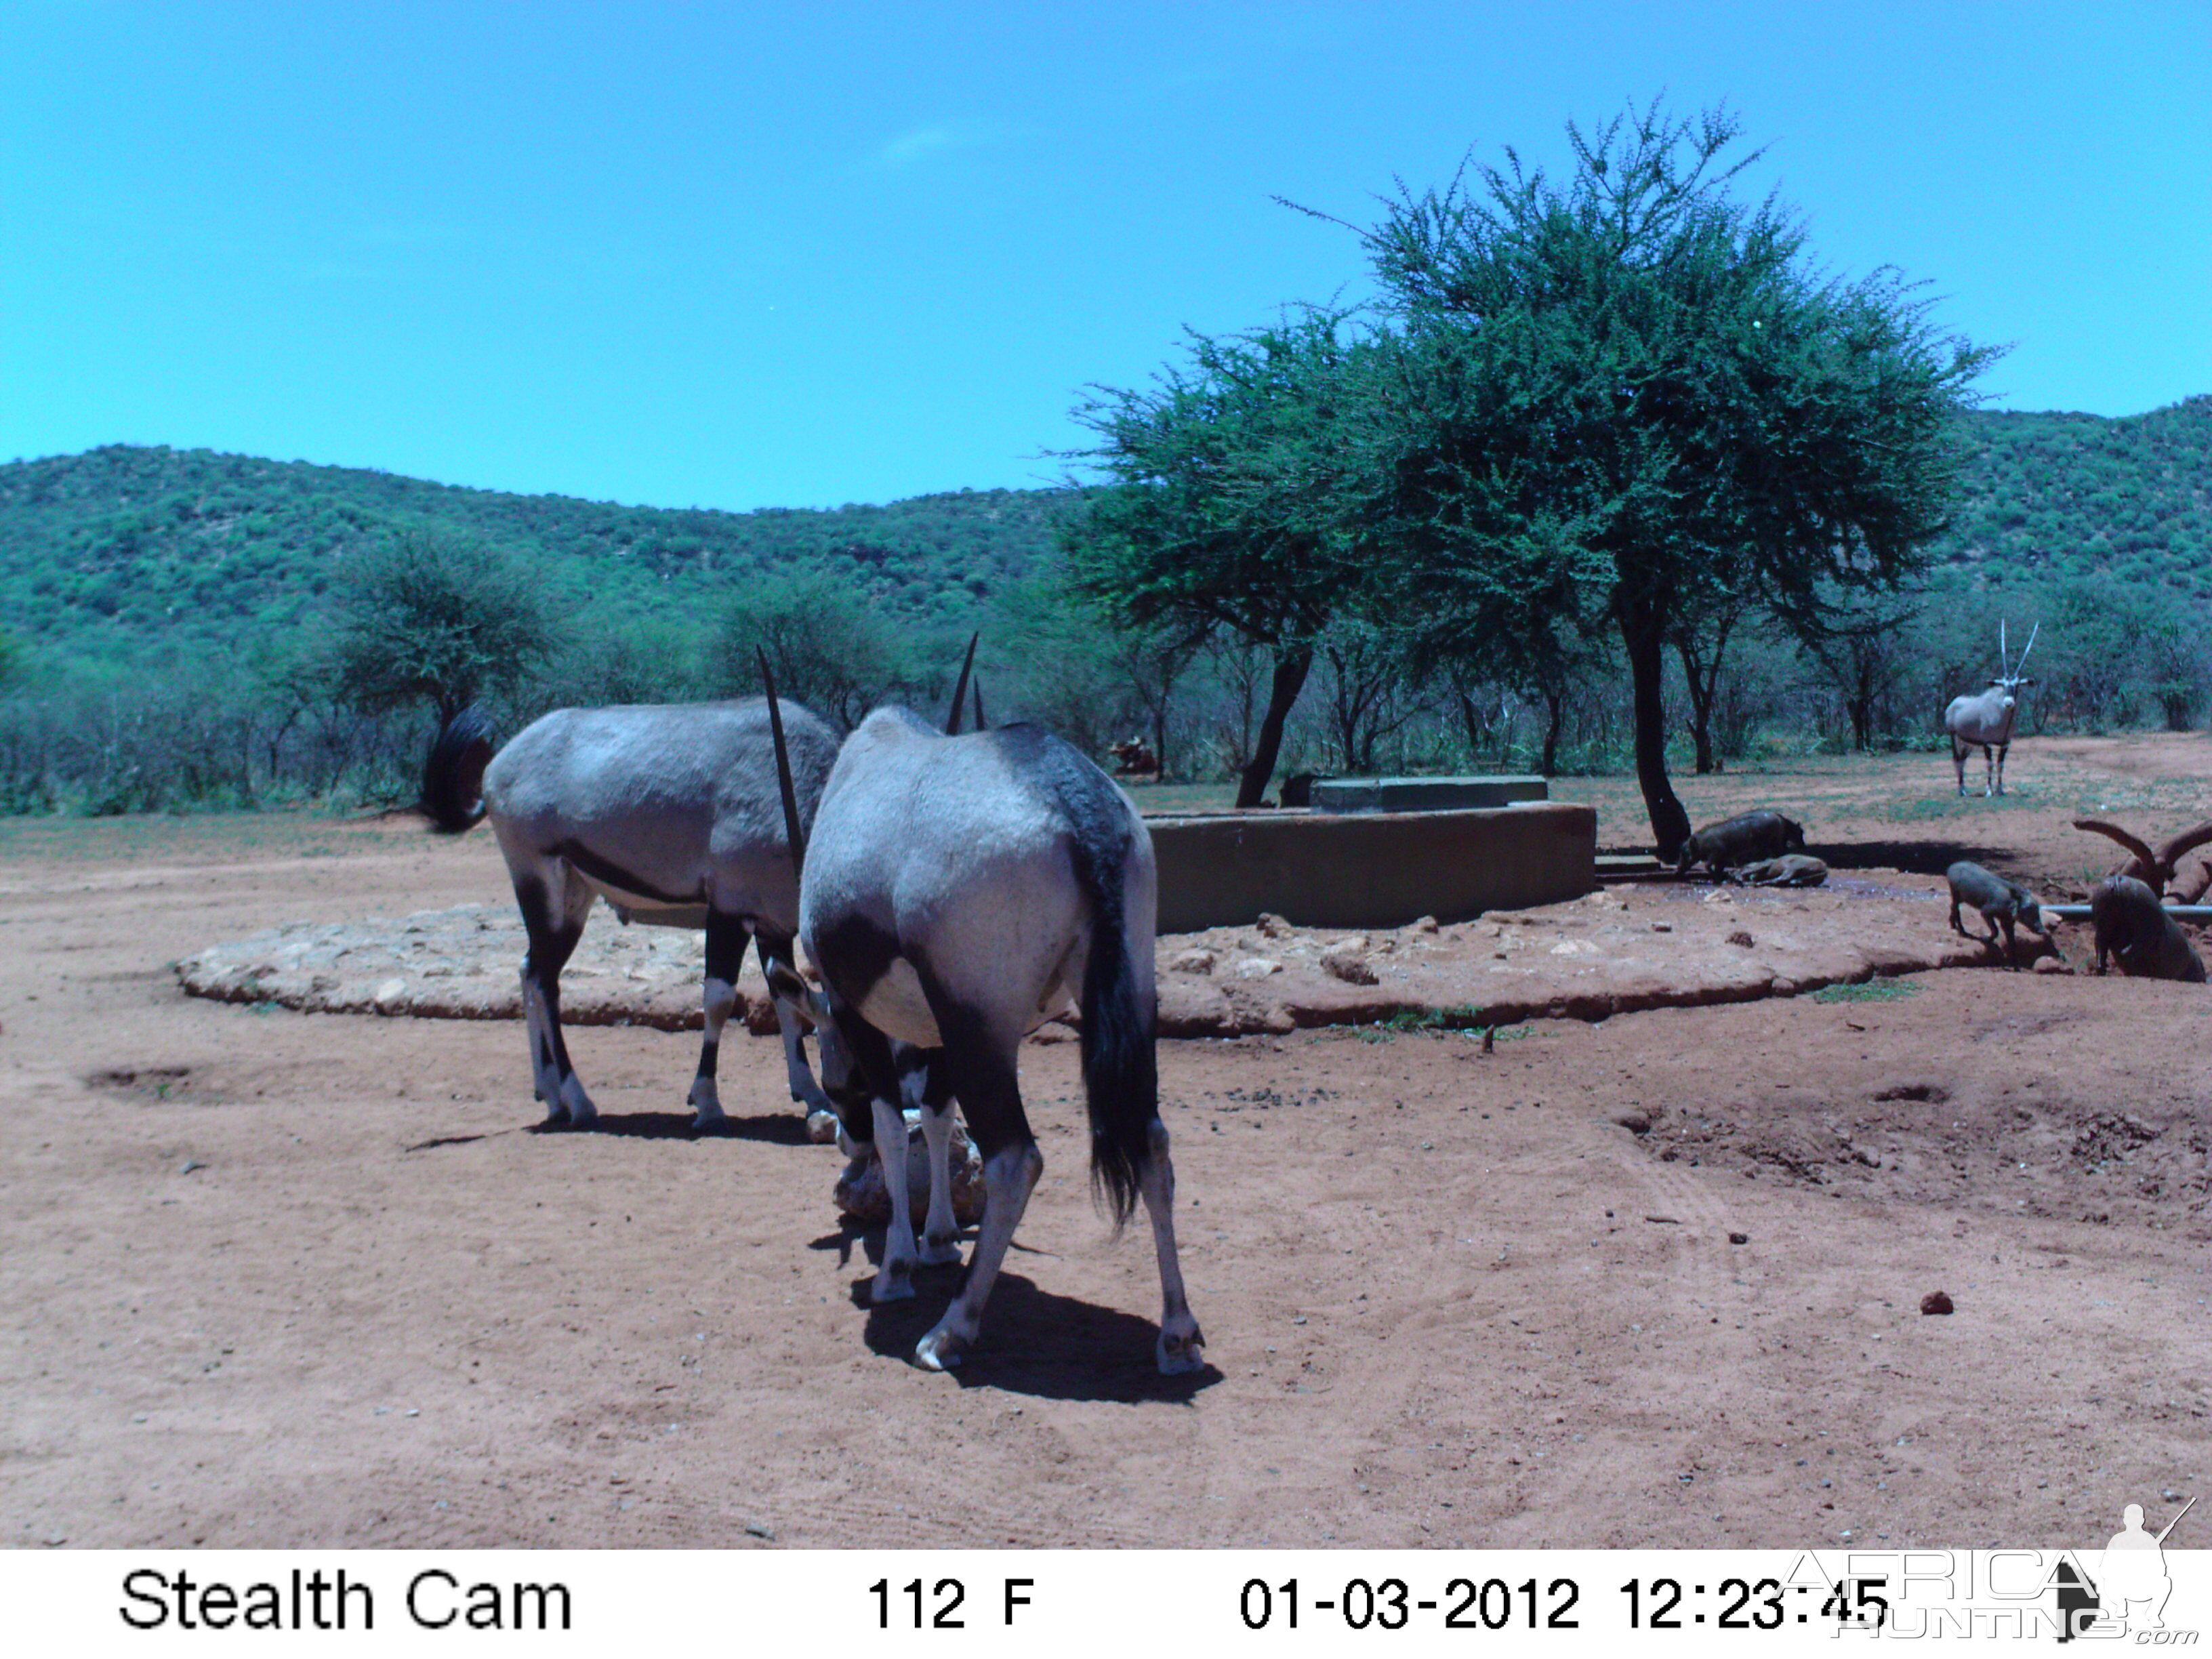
xmin=689 ymin=1106 xmax=729 ymax=1132
xmin=914 ymin=1323 xmax=970 ymax=1371
xmin=871 ymin=1261 xmax=917 ymax=1305
xmin=919 ymin=1229 xmax=963 ymax=1267
xmin=1157 ymin=1318 xmax=1206 ymax=1376
xmin=805 ymin=1107 xmax=842 ymax=1144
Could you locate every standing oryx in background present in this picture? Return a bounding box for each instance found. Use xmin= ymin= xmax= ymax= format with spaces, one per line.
xmin=762 ymin=649 xmax=1205 ymax=1376
xmin=1943 ymin=620 xmax=2039 ymax=796
xmin=421 ymin=698 xmax=842 ymax=1136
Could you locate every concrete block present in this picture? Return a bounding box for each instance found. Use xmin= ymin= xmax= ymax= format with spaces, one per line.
xmin=1145 ymin=802 xmax=1595 ymax=933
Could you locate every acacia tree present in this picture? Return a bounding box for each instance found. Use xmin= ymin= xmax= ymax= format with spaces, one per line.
xmin=1060 ymin=309 xmax=1381 ymax=806
xmin=716 ymin=567 xmax=916 ymax=732
xmin=329 ymin=531 xmax=550 ymax=727
xmin=1349 ymin=100 xmax=1996 ymax=857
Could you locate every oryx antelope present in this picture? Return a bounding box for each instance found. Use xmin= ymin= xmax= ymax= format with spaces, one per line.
xmin=1944 ymin=621 xmax=2038 ymax=796
xmin=762 ymin=653 xmax=1205 ymax=1376
xmin=421 ymin=698 xmax=842 ymax=1135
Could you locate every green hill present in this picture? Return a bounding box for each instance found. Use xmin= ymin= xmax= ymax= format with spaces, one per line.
xmin=2 ymin=395 xmax=2208 ymax=672
xmin=0 ymin=445 xmax=1069 ymax=669
xmin=1934 ymin=394 xmax=2212 ymax=594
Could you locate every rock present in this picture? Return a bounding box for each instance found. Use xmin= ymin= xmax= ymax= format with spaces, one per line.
xmin=1611 ymin=1111 xmax=1651 ymax=1134
xmin=834 ymin=1111 xmax=988 ymax=1229
xmin=1411 ymin=915 xmax=1440 ymax=933
xmin=1727 ymin=930 xmax=1755 ymax=948
xmin=1728 ymin=1231 xmax=1749 ymax=1245
xmin=1319 ymin=943 xmax=1378 ymax=985
xmin=1255 ymin=913 xmax=1292 ymax=939
xmin=1919 ymin=1290 xmax=1954 ymax=1315
xmin=1168 ymin=947 xmax=1218 ymax=975
xmin=1232 ymin=957 xmax=1283 ymax=981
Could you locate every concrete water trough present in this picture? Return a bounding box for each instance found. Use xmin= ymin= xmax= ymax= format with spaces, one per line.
xmin=1144 ymin=796 xmax=1596 ymax=933
xmin=1308 ymin=774 xmax=1549 ymax=813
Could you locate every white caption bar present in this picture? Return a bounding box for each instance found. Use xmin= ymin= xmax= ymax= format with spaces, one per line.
xmin=7 ymin=1548 xmax=2205 ymax=1654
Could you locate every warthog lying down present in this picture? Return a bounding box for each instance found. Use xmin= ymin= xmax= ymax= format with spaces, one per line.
xmin=2089 ymin=875 xmax=2207 ymax=983
xmin=1676 ymin=810 xmax=1807 ymax=877
xmin=1946 ymin=860 xmax=2062 ymax=966
xmin=1726 ymin=854 xmax=1828 ymax=888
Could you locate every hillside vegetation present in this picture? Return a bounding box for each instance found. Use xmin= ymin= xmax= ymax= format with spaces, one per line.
xmin=3 ymin=399 xmax=2209 ymax=670
xmin=0 ymin=446 xmax=1063 ymax=669
xmin=0 ymin=397 xmax=2207 ymax=818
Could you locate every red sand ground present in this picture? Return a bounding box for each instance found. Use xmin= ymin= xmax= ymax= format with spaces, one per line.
xmin=2 ymin=737 xmax=2207 ymax=1550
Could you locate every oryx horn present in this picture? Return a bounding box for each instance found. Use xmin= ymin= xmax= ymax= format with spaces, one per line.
xmin=2015 ymin=620 xmax=2039 ymax=677
xmin=945 ymin=632 xmax=979 ymax=735
xmin=757 ymin=647 xmax=807 ymax=874
xmin=971 ymin=678 xmax=987 ymax=733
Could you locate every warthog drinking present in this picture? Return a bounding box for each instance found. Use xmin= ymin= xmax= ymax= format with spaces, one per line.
xmin=2089 ymin=875 xmax=2207 ymax=983
xmin=1946 ymin=860 xmax=2061 ymax=966
xmin=1675 ymin=810 xmax=1807 ymax=878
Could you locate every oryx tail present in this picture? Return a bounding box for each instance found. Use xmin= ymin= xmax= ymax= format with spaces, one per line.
xmin=422 ymin=705 xmax=495 ymax=834
xmin=1070 ymin=816 xmax=1155 ymax=1229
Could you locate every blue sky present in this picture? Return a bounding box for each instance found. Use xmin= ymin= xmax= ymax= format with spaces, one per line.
xmin=4 ymin=1 xmax=2207 ymax=512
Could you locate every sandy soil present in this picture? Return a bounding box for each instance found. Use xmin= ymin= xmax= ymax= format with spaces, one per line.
xmin=3 ymin=739 xmax=2208 ymax=1551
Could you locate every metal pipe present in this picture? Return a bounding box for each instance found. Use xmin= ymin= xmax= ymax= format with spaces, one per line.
xmin=2043 ymin=904 xmax=2212 ymax=921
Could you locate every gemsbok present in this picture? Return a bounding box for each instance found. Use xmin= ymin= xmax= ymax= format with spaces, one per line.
xmin=421 ymin=697 xmax=843 ymax=1136
xmin=760 ymin=651 xmax=1205 ymax=1375
xmin=1944 ymin=621 xmax=2038 ymax=796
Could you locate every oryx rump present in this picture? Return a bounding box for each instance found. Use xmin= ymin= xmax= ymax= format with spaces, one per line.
xmin=779 ymin=698 xmax=1204 ymax=1376
xmin=424 ymin=699 xmax=842 ymax=1134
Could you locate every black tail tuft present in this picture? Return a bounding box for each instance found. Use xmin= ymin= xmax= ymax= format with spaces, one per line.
xmin=420 ymin=706 xmax=494 ymax=834
xmin=1074 ymin=839 xmax=1155 ymax=1231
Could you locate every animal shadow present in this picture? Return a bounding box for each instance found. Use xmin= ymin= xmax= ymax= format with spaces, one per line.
xmin=852 ymin=1265 xmax=1220 ymax=1403
xmin=1822 ymin=839 xmax=2015 ymax=879
xmin=526 ymin=1110 xmax=815 ymax=1145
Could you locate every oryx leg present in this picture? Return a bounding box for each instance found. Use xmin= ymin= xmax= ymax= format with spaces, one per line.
xmin=758 ymin=932 xmax=840 ymax=1142
xmin=1992 ymin=741 xmax=2009 ymax=797
xmin=901 ymin=1048 xmax=963 ymax=1266
xmin=514 ymin=862 xmax=597 ymax=1127
xmin=914 ymin=1010 xmax=1040 ymax=1372
xmin=869 ymin=1093 xmax=922 ymax=1303
xmin=684 ymin=907 xmax=750 ymax=1130
xmin=1139 ymin=1118 xmax=1205 ymax=1374
xmin=1952 ymin=736 xmax=1971 ymax=796
xmin=821 ymin=1003 xmax=921 ymax=1300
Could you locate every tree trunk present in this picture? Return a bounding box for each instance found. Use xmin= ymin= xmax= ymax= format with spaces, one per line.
xmin=1677 ymin=637 xmax=1719 ymax=775
xmin=1623 ymin=607 xmax=1692 ymax=861
xmin=1540 ymin=685 xmax=1564 ymax=777
xmin=1235 ymin=647 xmax=1313 ymax=808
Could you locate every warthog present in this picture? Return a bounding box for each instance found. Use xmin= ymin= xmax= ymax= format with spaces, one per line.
xmin=1726 ymin=853 xmax=1829 ymax=887
xmin=1676 ymin=810 xmax=1807 ymax=877
xmin=2089 ymin=876 xmax=2207 ymax=983
xmin=1946 ymin=860 xmax=2061 ymax=966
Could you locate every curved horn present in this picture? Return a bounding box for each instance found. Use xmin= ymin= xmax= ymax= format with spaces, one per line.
xmin=2073 ymin=818 xmax=2158 ymax=881
xmin=758 ymin=648 xmax=807 ymax=876
xmin=2154 ymin=818 xmax=2212 ymax=870
xmin=945 ymin=632 xmax=979 ymax=735
xmin=971 ymin=677 xmax=987 ymax=733
xmin=2013 ymin=620 xmax=2039 ymax=677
